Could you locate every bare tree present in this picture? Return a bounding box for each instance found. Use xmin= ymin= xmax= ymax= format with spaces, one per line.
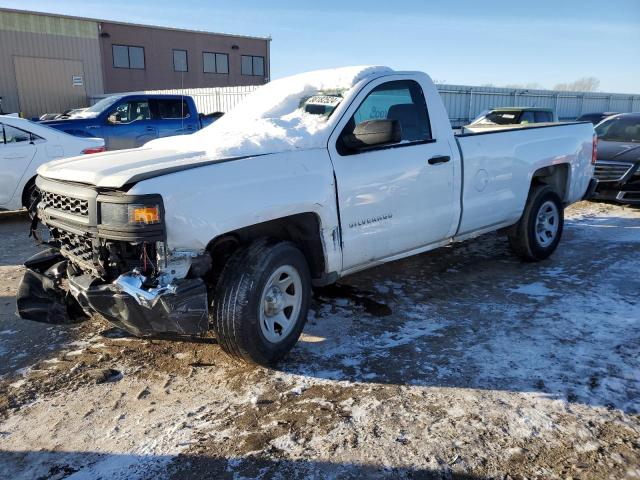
xmin=553 ymin=77 xmax=600 ymax=92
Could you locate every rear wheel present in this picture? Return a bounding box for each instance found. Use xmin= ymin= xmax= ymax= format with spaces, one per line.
xmin=211 ymin=239 xmax=311 ymax=365
xmin=508 ymin=185 xmax=564 ymax=261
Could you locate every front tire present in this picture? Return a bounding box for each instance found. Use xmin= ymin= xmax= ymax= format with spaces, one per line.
xmin=508 ymin=185 xmax=564 ymax=262
xmin=211 ymin=239 xmax=311 ymax=365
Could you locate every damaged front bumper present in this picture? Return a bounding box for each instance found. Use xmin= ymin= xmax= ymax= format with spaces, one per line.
xmin=17 ymin=249 xmax=210 ymax=337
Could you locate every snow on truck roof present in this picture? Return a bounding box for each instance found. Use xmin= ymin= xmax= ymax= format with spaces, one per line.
xmin=146 ymin=66 xmax=395 ymax=158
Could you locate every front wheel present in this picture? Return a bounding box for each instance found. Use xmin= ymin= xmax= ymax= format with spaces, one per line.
xmin=211 ymin=239 xmax=311 ymax=365
xmin=508 ymin=185 xmax=564 ymax=262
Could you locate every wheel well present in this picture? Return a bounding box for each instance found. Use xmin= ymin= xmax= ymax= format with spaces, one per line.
xmin=531 ymin=164 xmax=569 ymax=202
xmin=206 ymin=213 xmax=326 ymax=284
xmin=21 ymin=176 xmax=37 ymax=208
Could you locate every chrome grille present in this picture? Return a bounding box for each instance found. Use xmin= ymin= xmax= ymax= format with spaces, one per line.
xmin=42 ymin=191 xmax=89 ymax=216
xmin=594 ymin=161 xmax=634 ymax=182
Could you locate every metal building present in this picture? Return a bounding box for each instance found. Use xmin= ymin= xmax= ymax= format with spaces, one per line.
xmin=0 ymin=8 xmax=270 ymax=118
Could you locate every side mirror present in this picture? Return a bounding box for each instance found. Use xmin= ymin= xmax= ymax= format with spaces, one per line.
xmin=342 ymin=119 xmax=401 ymax=151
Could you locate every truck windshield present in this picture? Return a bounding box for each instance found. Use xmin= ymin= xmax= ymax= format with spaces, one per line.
xmin=73 ymin=95 xmax=123 ymax=119
xmin=596 ymin=116 xmax=640 ymax=143
xmin=300 ymin=93 xmax=343 ymax=117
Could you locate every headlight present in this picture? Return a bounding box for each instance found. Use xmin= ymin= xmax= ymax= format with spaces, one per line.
xmin=99 ymin=195 xmax=163 ymax=227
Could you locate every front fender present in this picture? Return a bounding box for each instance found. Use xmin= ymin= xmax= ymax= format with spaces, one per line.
xmin=127 ymin=149 xmax=342 ymax=273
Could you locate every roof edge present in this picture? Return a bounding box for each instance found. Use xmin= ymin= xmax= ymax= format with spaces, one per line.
xmin=0 ymin=7 xmax=271 ymax=42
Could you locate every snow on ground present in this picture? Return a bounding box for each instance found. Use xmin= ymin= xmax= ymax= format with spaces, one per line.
xmin=0 ymin=202 xmax=638 ymax=479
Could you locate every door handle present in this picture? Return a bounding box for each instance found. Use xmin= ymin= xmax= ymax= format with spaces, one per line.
xmin=145 ymin=126 xmax=156 ymax=132
xmin=4 ymin=154 xmax=23 ymax=160
xmin=428 ymin=155 xmax=450 ymax=165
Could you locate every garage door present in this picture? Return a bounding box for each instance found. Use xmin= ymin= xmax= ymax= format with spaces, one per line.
xmin=14 ymin=56 xmax=88 ymax=118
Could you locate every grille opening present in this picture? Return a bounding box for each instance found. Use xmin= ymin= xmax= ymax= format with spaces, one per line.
xmin=51 ymin=226 xmax=157 ymax=280
xmin=53 ymin=228 xmax=95 ymax=263
xmin=42 ymin=191 xmax=89 ymax=216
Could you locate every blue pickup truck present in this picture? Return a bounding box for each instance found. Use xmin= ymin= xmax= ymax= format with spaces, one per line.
xmin=41 ymin=94 xmax=219 ymax=150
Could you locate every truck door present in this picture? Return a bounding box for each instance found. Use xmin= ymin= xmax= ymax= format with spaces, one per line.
xmin=0 ymin=124 xmax=36 ymax=206
xmin=104 ymin=99 xmax=158 ymax=150
xmin=150 ymin=98 xmax=196 ymax=138
xmin=328 ymin=78 xmax=457 ymax=270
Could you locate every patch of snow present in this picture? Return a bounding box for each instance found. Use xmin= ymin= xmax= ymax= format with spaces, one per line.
xmin=65 ymin=349 xmax=85 ymax=356
xmin=289 ymin=385 xmax=307 ymax=396
xmin=270 ymin=433 xmax=298 ymax=451
xmin=9 ymin=379 xmax=26 ymax=389
xmin=509 ymin=282 xmax=555 ymax=297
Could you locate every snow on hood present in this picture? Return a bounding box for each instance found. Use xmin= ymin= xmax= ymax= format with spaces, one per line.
xmin=146 ymin=65 xmax=393 ymax=156
xmin=38 ymin=66 xmax=393 ymax=188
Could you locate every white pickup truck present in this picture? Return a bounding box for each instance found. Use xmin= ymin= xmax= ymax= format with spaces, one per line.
xmin=17 ymin=66 xmax=597 ymax=365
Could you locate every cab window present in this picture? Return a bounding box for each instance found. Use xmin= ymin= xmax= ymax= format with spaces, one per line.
xmin=535 ymin=111 xmax=553 ymax=123
xmin=152 ymin=99 xmax=190 ymax=119
xmin=520 ymin=111 xmax=535 ymax=124
xmin=109 ymin=100 xmax=151 ymax=123
xmin=348 ymin=80 xmax=431 ymax=144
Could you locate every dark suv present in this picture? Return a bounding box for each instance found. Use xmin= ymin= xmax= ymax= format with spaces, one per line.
xmin=592 ymin=113 xmax=640 ymax=204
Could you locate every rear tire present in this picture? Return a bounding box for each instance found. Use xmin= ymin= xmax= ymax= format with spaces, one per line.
xmin=211 ymin=239 xmax=311 ymax=366
xmin=508 ymin=185 xmax=564 ymax=262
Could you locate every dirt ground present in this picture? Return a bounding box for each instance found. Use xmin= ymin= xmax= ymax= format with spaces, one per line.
xmin=0 ymin=202 xmax=638 ymax=479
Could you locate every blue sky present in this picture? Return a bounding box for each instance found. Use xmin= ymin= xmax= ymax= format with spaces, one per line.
xmin=3 ymin=0 xmax=639 ymax=93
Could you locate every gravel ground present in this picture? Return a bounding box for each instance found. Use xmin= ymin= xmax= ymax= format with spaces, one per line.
xmin=0 ymin=202 xmax=638 ymax=480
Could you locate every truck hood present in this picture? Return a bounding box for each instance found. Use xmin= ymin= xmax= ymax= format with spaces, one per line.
xmin=597 ymin=141 xmax=640 ymax=163
xmin=37 ymin=147 xmax=261 ymax=188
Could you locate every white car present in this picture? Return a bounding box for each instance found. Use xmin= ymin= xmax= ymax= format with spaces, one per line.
xmin=0 ymin=115 xmax=104 ymax=212
xmin=20 ymin=66 xmax=596 ymax=365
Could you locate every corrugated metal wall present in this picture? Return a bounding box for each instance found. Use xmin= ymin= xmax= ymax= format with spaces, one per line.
xmin=438 ymin=84 xmax=640 ymax=126
xmin=0 ymin=9 xmax=103 ymax=116
xmin=92 ymin=83 xmax=639 ymax=126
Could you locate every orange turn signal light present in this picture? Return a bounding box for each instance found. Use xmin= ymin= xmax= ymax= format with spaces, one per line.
xmin=128 ymin=205 xmax=160 ymax=224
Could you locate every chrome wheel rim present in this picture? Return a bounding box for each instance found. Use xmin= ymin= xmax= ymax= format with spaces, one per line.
xmin=535 ymin=200 xmax=559 ymax=248
xmin=259 ymin=265 xmax=302 ymax=344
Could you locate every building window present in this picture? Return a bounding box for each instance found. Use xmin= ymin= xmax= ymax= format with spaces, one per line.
xmin=173 ymin=49 xmax=188 ymax=72
xmin=112 ymin=45 xmax=145 ymax=69
xmin=241 ymin=55 xmax=265 ymax=76
xmin=203 ymin=52 xmax=229 ymax=74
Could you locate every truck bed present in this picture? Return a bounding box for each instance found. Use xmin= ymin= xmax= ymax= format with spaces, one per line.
xmin=458 ymin=121 xmax=587 ymax=135
xmin=454 ymin=121 xmax=595 ymax=238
